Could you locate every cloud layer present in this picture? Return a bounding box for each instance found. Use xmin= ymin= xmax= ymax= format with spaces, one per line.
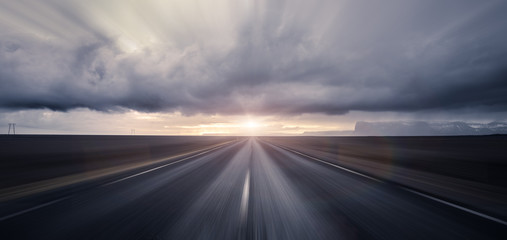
xmin=1 ymin=0 xmax=507 ymax=116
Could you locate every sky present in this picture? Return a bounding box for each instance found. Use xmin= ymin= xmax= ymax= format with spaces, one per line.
xmin=1 ymin=0 xmax=507 ymax=135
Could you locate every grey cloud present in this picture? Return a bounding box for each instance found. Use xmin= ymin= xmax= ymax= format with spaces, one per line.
xmin=1 ymin=0 xmax=507 ymax=116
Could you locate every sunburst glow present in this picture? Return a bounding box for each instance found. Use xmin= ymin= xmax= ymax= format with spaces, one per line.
xmin=245 ymin=121 xmax=259 ymax=128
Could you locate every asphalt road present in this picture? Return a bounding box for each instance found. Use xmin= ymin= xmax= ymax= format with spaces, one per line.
xmin=1 ymin=138 xmax=506 ymax=239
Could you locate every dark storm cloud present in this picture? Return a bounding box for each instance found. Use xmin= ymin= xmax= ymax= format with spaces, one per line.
xmin=1 ymin=0 xmax=507 ymax=115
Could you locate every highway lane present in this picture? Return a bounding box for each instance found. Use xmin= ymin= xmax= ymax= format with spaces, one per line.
xmin=1 ymin=138 xmax=506 ymax=239
xmin=260 ymin=140 xmax=507 ymax=239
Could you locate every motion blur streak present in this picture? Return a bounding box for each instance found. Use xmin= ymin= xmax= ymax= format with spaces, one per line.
xmin=0 ymin=137 xmax=506 ymax=239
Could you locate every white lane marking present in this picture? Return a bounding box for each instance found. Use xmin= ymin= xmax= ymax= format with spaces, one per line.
xmin=266 ymin=141 xmax=507 ymax=226
xmin=274 ymin=144 xmax=383 ymax=183
xmin=0 ymin=142 xmax=239 ymax=222
xmin=102 ymin=143 xmax=231 ymax=186
xmin=0 ymin=196 xmax=71 ymax=222
xmin=402 ymin=187 xmax=507 ymax=226
xmin=240 ymin=170 xmax=250 ymax=223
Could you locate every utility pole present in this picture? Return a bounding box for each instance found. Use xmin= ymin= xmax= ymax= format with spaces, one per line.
xmin=8 ymin=123 xmax=16 ymax=135
xmin=131 ymin=129 xmax=135 ymax=135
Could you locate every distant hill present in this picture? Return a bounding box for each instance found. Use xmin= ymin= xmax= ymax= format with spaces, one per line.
xmin=302 ymin=121 xmax=507 ymax=136
xmin=354 ymin=121 xmax=507 ymax=136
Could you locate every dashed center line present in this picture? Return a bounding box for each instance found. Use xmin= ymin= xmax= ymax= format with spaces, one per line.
xmin=240 ymin=169 xmax=250 ymax=224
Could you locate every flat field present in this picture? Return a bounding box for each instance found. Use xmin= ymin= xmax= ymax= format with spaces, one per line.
xmin=0 ymin=135 xmax=236 ymax=190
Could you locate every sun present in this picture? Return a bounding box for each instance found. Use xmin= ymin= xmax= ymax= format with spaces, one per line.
xmin=241 ymin=118 xmax=263 ymax=135
xmin=246 ymin=121 xmax=259 ymax=128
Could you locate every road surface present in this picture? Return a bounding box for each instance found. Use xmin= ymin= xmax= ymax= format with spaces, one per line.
xmin=1 ymin=138 xmax=505 ymax=239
